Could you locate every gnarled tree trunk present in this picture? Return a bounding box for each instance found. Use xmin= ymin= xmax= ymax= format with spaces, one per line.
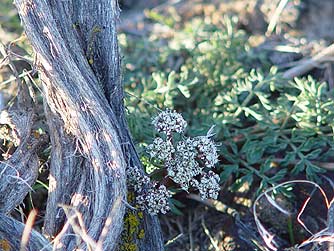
xmin=0 ymin=0 xmax=164 ymax=250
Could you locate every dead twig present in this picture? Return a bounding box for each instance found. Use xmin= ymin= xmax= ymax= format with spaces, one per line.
xmin=201 ymin=216 xmax=219 ymax=251
xmin=283 ymin=43 xmax=334 ymax=79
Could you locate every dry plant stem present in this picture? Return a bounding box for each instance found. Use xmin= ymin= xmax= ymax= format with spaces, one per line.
xmin=76 ymin=1 xmax=164 ymax=249
xmin=266 ymin=0 xmax=289 ymax=36
xmin=201 ymin=217 xmax=219 ymax=251
xmin=164 ymin=233 xmax=184 ymax=247
xmin=0 ymin=25 xmax=49 ymax=214
xmin=77 ymin=1 xmax=164 ymax=249
xmin=15 ymin=0 xmax=127 ymax=249
xmin=283 ymin=43 xmax=334 ymax=79
xmin=12 ymin=0 xmax=164 ymax=250
xmin=20 ymin=209 xmax=38 ymax=251
xmin=15 ymin=0 xmax=127 ymax=246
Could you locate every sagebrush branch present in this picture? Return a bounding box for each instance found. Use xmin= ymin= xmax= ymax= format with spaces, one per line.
xmin=283 ymin=43 xmax=334 ymax=79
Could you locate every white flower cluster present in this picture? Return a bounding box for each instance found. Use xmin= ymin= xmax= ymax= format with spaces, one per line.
xmin=193 ymin=136 xmax=219 ymax=168
xmin=196 ymin=171 xmax=220 ymax=200
xmin=127 ymin=166 xmax=171 ymax=215
xmin=148 ymin=110 xmax=220 ymax=200
xmin=137 ymin=183 xmax=171 ymax=215
xmin=152 ymin=109 xmax=187 ymax=135
xmin=127 ymin=166 xmax=150 ymax=192
xmin=146 ymin=137 xmax=175 ymax=161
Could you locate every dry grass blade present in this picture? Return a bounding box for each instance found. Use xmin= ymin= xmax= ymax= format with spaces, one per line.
xmin=201 ymin=217 xmax=219 ymax=251
xmin=20 ymin=209 xmax=38 ymax=251
xmin=264 ymin=192 xmax=291 ymax=216
xmin=164 ymin=233 xmax=184 ymax=247
xmin=266 ymin=0 xmax=289 ymax=36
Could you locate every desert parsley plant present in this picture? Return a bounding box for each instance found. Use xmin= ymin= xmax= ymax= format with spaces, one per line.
xmin=127 ymin=110 xmax=220 ymax=215
xmin=123 ymin=14 xmax=333 ymax=202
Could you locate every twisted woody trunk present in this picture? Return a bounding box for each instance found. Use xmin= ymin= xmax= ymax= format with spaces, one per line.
xmin=0 ymin=0 xmax=164 ymax=250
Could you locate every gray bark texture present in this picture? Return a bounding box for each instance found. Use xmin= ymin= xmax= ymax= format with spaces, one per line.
xmin=0 ymin=0 xmax=164 ymax=250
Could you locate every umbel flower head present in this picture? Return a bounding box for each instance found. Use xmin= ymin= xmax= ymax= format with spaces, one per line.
xmin=193 ymin=136 xmax=219 ymax=168
xmin=150 ymin=110 xmax=220 ymax=199
xmin=128 ymin=110 xmax=220 ymax=216
xmin=146 ymin=137 xmax=175 ymax=161
xmin=136 ymin=183 xmax=171 ymax=215
xmin=127 ymin=166 xmax=171 ymax=215
xmin=152 ymin=109 xmax=187 ymax=135
xmin=196 ymin=171 xmax=220 ymax=200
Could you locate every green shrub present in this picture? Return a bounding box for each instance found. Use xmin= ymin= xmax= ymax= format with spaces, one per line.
xmin=121 ymin=14 xmax=333 ymax=199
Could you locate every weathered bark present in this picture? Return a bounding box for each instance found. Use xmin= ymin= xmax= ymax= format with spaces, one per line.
xmin=72 ymin=2 xmax=164 ymax=250
xmin=14 ymin=1 xmax=127 ymax=249
xmin=0 ymin=213 xmax=51 ymax=251
xmin=0 ymin=0 xmax=165 ymax=250
xmin=0 ymin=83 xmax=48 ymax=213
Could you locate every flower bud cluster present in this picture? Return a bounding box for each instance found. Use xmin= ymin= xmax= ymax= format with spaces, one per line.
xmin=127 ymin=166 xmax=150 ymax=192
xmin=146 ymin=137 xmax=175 ymax=161
xmin=193 ymin=136 xmax=219 ymax=168
xmin=127 ymin=166 xmax=171 ymax=215
xmin=137 ymin=183 xmax=171 ymax=215
xmin=197 ymin=171 xmax=220 ymax=199
xmin=148 ymin=110 xmax=220 ymax=200
xmin=152 ymin=109 xmax=187 ymax=135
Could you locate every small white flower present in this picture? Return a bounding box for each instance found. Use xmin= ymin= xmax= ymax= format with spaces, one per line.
xmin=136 ymin=184 xmax=171 ymax=215
xmin=168 ymin=158 xmax=200 ymax=186
xmin=152 ymin=109 xmax=187 ymax=135
xmin=127 ymin=166 xmax=150 ymax=192
xmin=196 ymin=171 xmax=220 ymax=200
xmin=147 ymin=137 xmax=175 ymax=161
xmin=193 ymin=136 xmax=219 ymax=168
xmin=176 ymin=138 xmax=196 ymax=160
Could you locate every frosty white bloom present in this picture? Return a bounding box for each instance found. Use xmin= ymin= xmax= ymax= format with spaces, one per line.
xmin=147 ymin=137 xmax=175 ymax=161
xmin=167 ymin=158 xmax=200 ymax=190
xmin=127 ymin=166 xmax=171 ymax=215
xmin=176 ymin=138 xmax=196 ymax=160
xmin=152 ymin=109 xmax=187 ymax=135
xmin=137 ymin=184 xmax=171 ymax=215
xmin=196 ymin=171 xmax=220 ymax=200
xmin=127 ymin=166 xmax=150 ymax=192
xmin=193 ymin=136 xmax=219 ymax=168
xmin=139 ymin=110 xmax=221 ymax=213
xmin=166 ymin=138 xmax=202 ymax=190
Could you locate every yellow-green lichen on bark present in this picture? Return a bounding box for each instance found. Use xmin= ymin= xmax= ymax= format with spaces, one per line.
xmin=117 ymin=192 xmax=146 ymax=251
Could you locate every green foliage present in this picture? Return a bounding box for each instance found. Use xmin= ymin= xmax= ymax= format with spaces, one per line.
xmin=0 ymin=0 xmax=22 ymax=33
xmin=121 ymin=14 xmax=333 ymax=195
